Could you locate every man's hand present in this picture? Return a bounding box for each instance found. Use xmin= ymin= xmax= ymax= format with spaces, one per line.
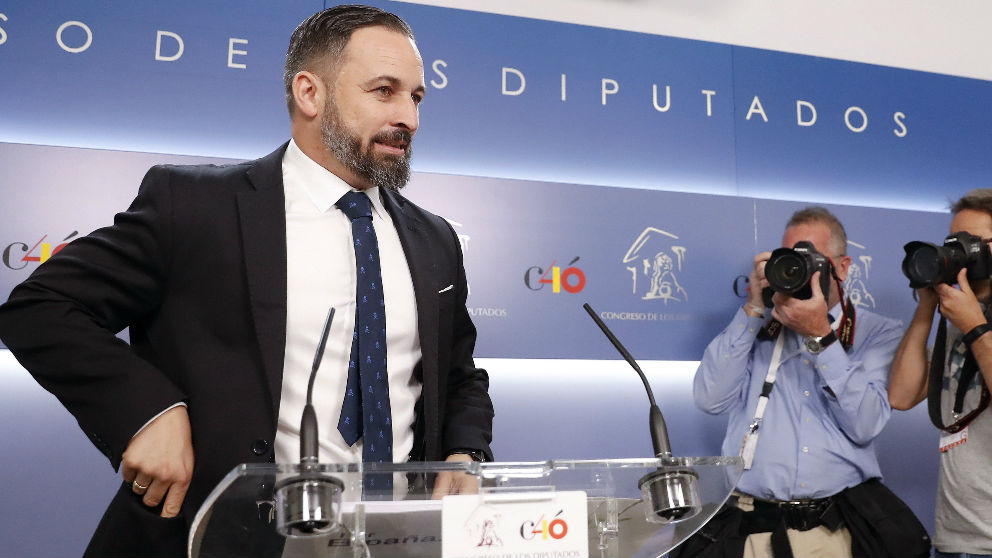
xmin=771 ymin=271 xmax=832 ymax=338
xmin=431 ymin=453 xmax=479 ymax=499
xmin=936 ymin=268 xmax=987 ymax=334
xmin=121 ymin=405 xmax=194 ymax=518
xmin=745 ymin=251 xmax=773 ymax=312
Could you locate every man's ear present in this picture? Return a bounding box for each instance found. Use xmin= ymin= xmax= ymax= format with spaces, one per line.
xmin=835 ymin=255 xmax=852 ymax=283
xmin=291 ymin=70 xmax=323 ymax=119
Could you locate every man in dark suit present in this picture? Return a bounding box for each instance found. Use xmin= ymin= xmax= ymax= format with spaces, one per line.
xmin=0 ymin=5 xmax=494 ymax=556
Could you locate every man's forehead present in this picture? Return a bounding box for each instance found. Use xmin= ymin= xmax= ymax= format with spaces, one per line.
xmin=342 ymin=26 xmax=423 ymax=67
xmin=782 ymin=222 xmax=832 ymax=246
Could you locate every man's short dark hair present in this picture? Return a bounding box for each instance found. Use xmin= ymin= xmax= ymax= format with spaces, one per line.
xmin=785 ymin=206 xmax=848 ymax=257
xmin=284 ymin=4 xmax=415 ymax=114
xmin=951 ymin=189 xmax=992 ymax=219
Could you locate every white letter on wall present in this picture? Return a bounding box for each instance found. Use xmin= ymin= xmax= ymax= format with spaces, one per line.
xmin=228 ymin=38 xmax=247 ymax=69
xmin=502 ymin=67 xmax=525 ymax=96
xmin=0 ymin=14 xmax=8 ymax=46
xmin=796 ymin=100 xmax=817 ymax=126
xmin=561 ymin=74 xmax=567 ymax=102
xmin=701 ymin=90 xmax=716 ymax=116
xmin=652 ymin=84 xmax=671 ymax=112
xmin=430 ymin=59 xmax=447 ymax=89
xmin=845 ymin=106 xmax=868 ymax=132
xmin=893 ymin=112 xmax=908 ymax=137
xmin=746 ymin=96 xmax=768 ymax=122
xmin=155 ymin=30 xmax=184 ymax=62
xmin=601 ymin=78 xmax=619 ymax=105
xmin=56 ymin=21 xmax=92 ymax=53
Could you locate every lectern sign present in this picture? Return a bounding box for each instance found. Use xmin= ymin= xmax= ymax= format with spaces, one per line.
xmin=441 ymin=491 xmax=589 ymax=558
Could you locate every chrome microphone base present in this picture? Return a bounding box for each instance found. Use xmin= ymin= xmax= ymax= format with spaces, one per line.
xmin=274 ymin=473 xmax=345 ymax=537
xmin=638 ymin=468 xmax=701 ymax=524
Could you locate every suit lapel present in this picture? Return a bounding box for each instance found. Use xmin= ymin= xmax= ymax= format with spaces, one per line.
xmin=382 ymin=189 xmax=440 ymax=452
xmin=238 ymin=145 xmax=289 ymax=417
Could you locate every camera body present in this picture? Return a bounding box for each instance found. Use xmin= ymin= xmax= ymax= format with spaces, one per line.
xmin=902 ymin=231 xmax=992 ymax=288
xmin=762 ymin=241 xmax=833 ymax=307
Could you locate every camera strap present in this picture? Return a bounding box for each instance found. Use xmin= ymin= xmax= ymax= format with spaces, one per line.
xmin=927 ymin=316 xmax=991 ymax=433
xmin=835 ymin=296 xmax=856 ymax=350
xmin=742 ymin=312 xmax=846 ymax=470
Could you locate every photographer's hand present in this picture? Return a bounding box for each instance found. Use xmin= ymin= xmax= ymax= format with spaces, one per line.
xmin=744 ymin=251 xmax=772 ymax=316
xmin=935 ymin=269 xmax=986 ymax=334
xmin=771 ymin=271 xmax=832 ymax=338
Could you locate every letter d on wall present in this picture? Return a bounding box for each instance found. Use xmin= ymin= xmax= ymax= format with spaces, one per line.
xmin=155 ymin=30 xmax=184 ymax=62
xmin=502 ymin=67 xmax=525 ymax=96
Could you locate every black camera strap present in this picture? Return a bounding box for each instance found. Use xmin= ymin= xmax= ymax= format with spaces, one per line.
xmin=835 ymin=290 xmax=856 ymax=351
xmin=927 ymin=316 xmax=991 ymax=433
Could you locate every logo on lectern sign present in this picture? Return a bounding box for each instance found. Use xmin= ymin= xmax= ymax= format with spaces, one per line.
xmin=441 ymin=491 xmax=589 ymax=558
xmin=622 ymin=227 xmax=688 ymax=304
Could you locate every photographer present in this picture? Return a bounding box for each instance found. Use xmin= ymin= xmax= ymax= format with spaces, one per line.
xmin=678 ymin=207 xmax=928 ymax=558
xmin=890 ymin=189 xmax=992 ymax=558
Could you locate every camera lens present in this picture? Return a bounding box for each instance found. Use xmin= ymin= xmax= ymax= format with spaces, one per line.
xmin=766 ymin=252 xmax=809 ymax=292
xmin=904 ymin=244 xmax=941 ymax=286
xmin=781 ymin=263 xmax=802 ymax=281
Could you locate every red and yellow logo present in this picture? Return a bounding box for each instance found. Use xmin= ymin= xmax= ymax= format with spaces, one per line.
xmin=2 ymin=231 xmax=78 ymax=270
xmin=519 ymin=510 xmax=569 ymax=541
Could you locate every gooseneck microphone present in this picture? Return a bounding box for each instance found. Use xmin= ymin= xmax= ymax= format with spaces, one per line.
xmin=582 ymin=303 xmax=672 ymax=458
xmin=582 ymin=303 xmax=701 ymax=524
xmin=301 ymin=307 xmax=335 ymax=464
xmin=275 ymin=307 xmax=345 ymax=537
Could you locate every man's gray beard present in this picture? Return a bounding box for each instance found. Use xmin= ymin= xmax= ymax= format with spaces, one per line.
xmin=321 ymin=107 xmax=412 ymax=191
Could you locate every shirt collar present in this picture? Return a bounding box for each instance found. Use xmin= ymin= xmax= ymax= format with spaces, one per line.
xmin=284 ymin=138 xmax=386 ymax=218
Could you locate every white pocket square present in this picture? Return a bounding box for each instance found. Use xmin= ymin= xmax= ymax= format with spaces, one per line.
xmin=438 ymin=284 xmax=454 ymax=294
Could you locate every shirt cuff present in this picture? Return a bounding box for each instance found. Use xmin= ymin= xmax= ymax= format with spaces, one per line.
xmin=811 ymin=343 xmax=848 ymax=395
xmin=732 ymin=306 xmax=767 ymax=341
xmin=132 ymin=402 xmax=187 ymax=439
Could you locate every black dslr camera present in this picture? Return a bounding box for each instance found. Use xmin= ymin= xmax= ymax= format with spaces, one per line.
xmin=902 ymin=232 xmax=992 ymax=288
xmin=761 ymin=241 xmax=833 ymax=307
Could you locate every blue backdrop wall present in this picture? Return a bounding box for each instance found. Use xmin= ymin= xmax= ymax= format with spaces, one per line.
xmin=0 ymin=1 xmax=987 ymax=555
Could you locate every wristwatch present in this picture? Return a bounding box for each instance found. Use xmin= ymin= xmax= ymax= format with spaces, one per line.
xmin=449 ymin=448 xmax=487 ymax=462
xmin=805 ymin=330 xmax=837 ymax=354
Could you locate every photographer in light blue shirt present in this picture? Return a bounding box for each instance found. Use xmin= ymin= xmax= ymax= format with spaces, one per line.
xmin=677 ymin=207 xmax=928 ymax=558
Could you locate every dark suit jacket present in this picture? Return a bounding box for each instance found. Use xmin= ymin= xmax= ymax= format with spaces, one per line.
xmin=0 ymin=143 xmax=494 ymax=556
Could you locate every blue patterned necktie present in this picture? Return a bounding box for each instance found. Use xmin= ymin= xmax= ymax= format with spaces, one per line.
xmin=336 ymin=191 xmax=393 ymax=475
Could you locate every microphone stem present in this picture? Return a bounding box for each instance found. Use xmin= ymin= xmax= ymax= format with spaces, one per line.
xmin=582 ymin=303 xmax=660 ymax=407
xmin=583 ymin=303 xmax=673 ymax=456
xmin=301 ymin=307 xmax=336 ymax=463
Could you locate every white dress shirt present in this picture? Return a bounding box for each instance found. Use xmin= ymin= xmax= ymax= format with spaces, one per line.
xmin=273 ymin=139 xmax=422 ymax=466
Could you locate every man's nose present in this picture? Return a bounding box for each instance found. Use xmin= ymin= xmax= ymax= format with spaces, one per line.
xmin=391 ymin=96 xmax=419 ymax=133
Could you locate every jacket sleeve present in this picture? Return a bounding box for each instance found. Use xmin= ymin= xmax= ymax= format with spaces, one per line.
xmin=437 ymin=220 xmax=495 ymax=461
xmin=0 ymin=166 xmax=186 ymax=469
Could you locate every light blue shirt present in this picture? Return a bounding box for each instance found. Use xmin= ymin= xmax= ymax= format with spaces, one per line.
xmin=694 ymin=304 xmax=903 ymax=500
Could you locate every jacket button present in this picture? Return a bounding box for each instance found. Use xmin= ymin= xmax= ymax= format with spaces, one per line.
xmin=251 ymin=439 xmax=270 ymax=456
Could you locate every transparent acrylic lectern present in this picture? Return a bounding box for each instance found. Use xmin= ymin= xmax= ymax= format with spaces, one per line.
xmin=189 ymin=457 xmax=742 ymax=558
